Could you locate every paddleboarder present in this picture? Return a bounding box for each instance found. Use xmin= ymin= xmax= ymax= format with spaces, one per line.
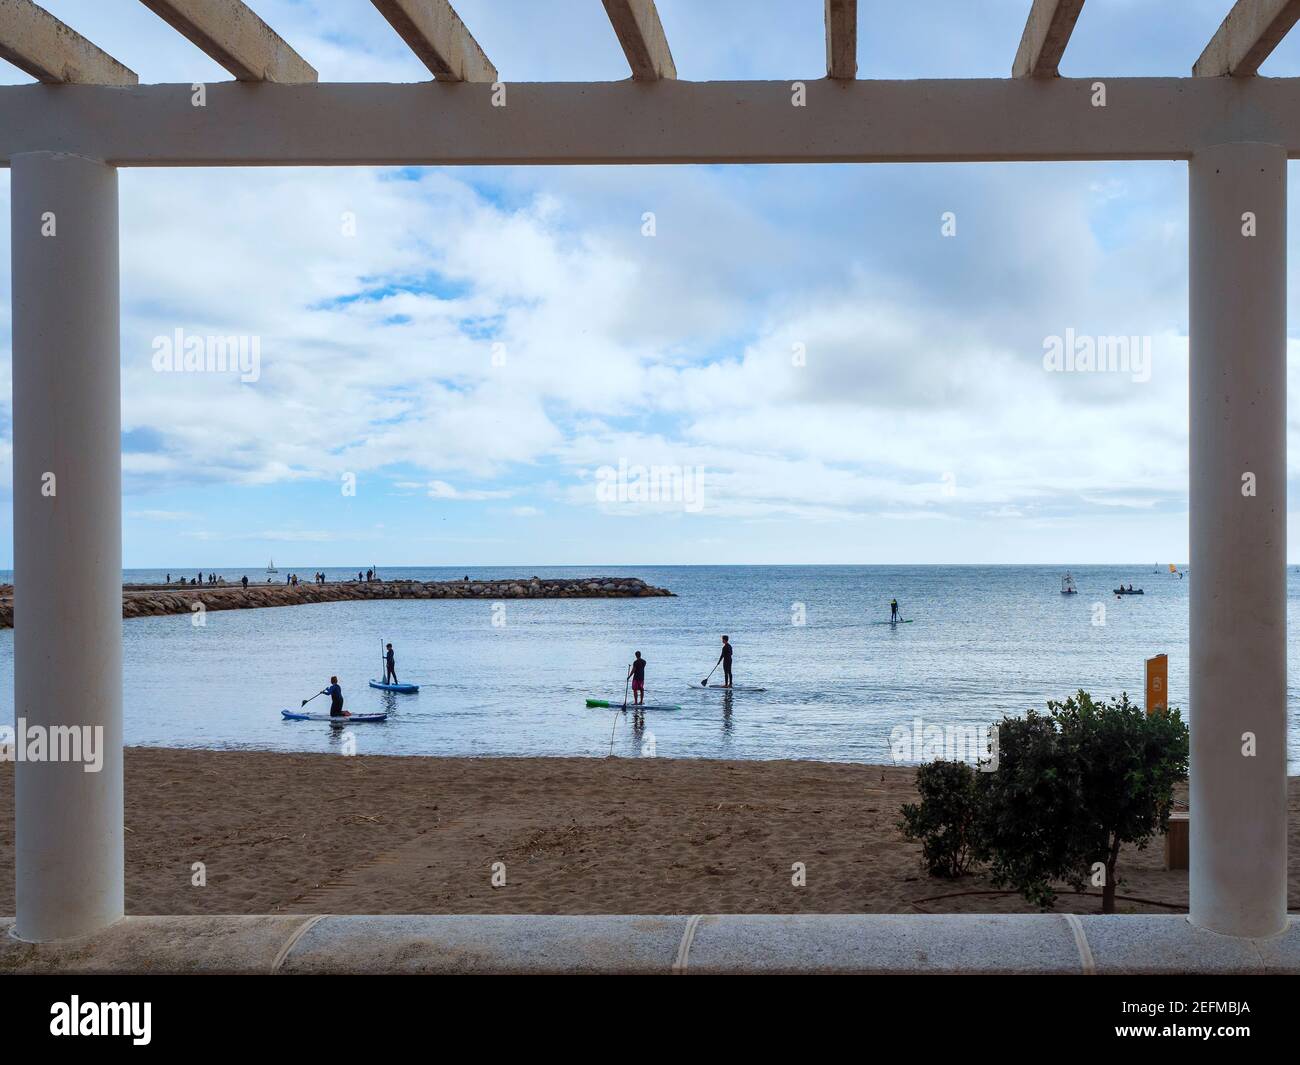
xmin=322 ymin=676 xmax=349 ymax=718
xmin=384 ymin=643 xmax=398 ymax=684
xmin=628 ymin=651 xmax=647 ymax=706
xmin=716 ymin=635 xmax=733 ymax=688
xmin=890 ymin=598 xmax=900 ymax=623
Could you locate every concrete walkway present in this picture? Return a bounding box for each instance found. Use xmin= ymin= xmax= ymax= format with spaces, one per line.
xmin=3 ymin=914 xmax=1298 ymax=974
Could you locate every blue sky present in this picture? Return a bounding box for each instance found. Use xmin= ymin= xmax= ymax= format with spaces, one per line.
xmin=2 ymin=1 xmax=1300 ymax=566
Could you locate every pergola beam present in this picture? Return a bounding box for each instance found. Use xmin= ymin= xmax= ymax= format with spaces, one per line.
xmin=0 ymin=0 xmax=136 ymax=85
xmin=371 ymin=0 xmax=496 ymax=82
xmin=1194 ymin=0 xmax=1300 ymax=77
xmin=7 ymin=78 xmax=1300 ymax=167
xmin=602 ymin=0 xmax=675 ymax=81
xmin=1012 ymin=0 xmax=1085 ymax=78
xmin=825 ymin=0 xmax=857 ymax=79
xmin=138 ymin=0 xmax=316 ymax=83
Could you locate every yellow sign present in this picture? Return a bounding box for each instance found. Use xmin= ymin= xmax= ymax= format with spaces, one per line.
xmin=1145 ymin=654 xmax=1168 ymax=715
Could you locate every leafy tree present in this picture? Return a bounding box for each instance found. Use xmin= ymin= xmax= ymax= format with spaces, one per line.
xmin=898 ymin=759 xmax=983 ymax=877
xmin=980 ymin=691 xmax=1188 ymax=913
xmin=896 ymin=692 xmax=1189 ymax=913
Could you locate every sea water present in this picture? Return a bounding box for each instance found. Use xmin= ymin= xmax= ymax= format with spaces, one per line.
xmin=0 ymin=564 xmax=1294 ymax=768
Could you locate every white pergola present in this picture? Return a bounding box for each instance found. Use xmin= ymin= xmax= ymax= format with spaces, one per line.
xmin=0 ymin=0 xmax=1293 ymax=945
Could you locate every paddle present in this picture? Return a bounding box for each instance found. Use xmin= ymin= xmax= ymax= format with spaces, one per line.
xmin=608 ymin=663 xmax=633 ymax=755
xmin=300 ymin=690 xmax=325 ymax=708
xmin=701 ymin=660 xmax=719 ymax=687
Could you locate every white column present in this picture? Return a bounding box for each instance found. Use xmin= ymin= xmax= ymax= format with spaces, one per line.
xmin=10 ymin=152 xmax=123 ymax=941
xmin=1188 ymin=142 xmax=1288 ymax=938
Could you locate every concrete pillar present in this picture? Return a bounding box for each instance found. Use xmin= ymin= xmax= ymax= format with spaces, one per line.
xmin=10 ymin=153 xmax=123 ymax=941
xmin=1188 ymin=142 xmax=1288 ymax=938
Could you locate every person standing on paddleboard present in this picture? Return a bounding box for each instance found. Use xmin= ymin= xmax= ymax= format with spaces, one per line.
xmin=628 ymin=652 xmax=647 ymax=706
xmin=890 ymin=599 xmax=899 ymax=623
xmin=384 ymin=643 xmax=398 ymax=684
xmin=717 ymin=635 xmax=733 ymax=688
xmin=323 ymin=676 xmax=349 ymax=718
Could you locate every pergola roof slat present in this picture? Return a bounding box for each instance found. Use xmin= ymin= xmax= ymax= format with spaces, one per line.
xmin=371 ymin=0 xmax=496 ymax=83
xmin=138 ymin=0 xmax=316 ymax=83
xmin=1012 ymin=0 xmax=1085 ymax=78
xmin=0 ymin=0 xmax=137 ymax=85
xmin=1194 ymin=0 xmax=1300 ymax=77
xmin=602 ymin=0 xmax=675 ymax=81
xmin=825 ymin=0 xmax=857 ymax=80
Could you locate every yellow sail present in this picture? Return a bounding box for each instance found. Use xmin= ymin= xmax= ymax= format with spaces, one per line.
xmin=1168 ymin=563 xmax=1177 ymax=573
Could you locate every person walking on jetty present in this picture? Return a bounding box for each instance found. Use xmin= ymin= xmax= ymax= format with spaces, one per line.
xmin=323 ymin=676 xmax=349 ymax=718
xmin=627 ymin=651 xmax=647 ymax=706
xmin=241 ymin=575 xmax=248 ymax=589
xmin=716 ymin=635 xmax=733 ymax=688
xmin=384 ymin=643 xmax=398 ymax=685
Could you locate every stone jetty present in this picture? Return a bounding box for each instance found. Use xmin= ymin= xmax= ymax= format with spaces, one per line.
xmin=0 ymin=577 xmax=673 ymax=629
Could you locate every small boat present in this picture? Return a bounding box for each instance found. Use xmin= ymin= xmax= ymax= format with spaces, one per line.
xmin=266 ymin=558 xmax=278 ymax=574
xmin=1061 ymin=573 xmax=1078 ymax=595
xmin=586 ymin=699 xmax=682 ymax=711
xmin=281 ymin=709 xmax=388 ymax=722
xmin=1113 ymin=587 xmax=1144 ymax=595
xmin=369 ymin=679 xmax=419 ymax=693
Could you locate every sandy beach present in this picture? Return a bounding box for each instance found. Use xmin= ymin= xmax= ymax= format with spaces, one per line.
xmin=3 ymin=748 xmax=1294 ymax=917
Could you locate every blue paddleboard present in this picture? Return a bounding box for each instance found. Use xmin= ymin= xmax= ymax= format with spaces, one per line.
xmin=369 ymin=679 xmax=419 ymax=693
xmin=282 ymin=709 xmax=388 ymax=722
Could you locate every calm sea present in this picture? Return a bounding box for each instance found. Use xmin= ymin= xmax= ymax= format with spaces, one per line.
xmin=1 ymin=564 xmax=1295 ymax=769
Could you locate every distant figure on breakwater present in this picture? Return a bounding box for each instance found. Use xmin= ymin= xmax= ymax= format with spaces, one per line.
xmin=385 ymin=643 xmax=398 ymax=684
xmin=367 ymin=568 xmax=373 ymax=582
xmin=323 ymin=676 xmax=348 ymax=718
xmin=241 ymin=576 xmax=248 ymax=589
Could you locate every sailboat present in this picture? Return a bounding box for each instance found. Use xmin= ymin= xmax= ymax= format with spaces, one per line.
xmin=1060 ymin=573 xmax=1078 ymax=595
xmin=266 ymin=558 xmax=278 ymax=574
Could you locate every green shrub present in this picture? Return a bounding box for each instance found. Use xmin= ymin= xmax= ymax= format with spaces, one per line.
xmin=898 ymin=759 xmax=984 ymax=878
xmin=896 ymin=691 xmax=1189 ymax=913
xmin=980 ymin=691 xmax=1188 ymax=912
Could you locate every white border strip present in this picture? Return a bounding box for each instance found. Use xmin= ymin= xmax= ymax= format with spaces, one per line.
xmin=673 ymin=914 xmax=703 ymax=973
xmin=1062 ymin=913 xmax=1096 ymax=974
xmin=272 ymin=914 xmax=329 ymax=973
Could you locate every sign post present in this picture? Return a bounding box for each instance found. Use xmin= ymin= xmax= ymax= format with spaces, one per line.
xmin=1145 ymin=653 xmax=1168 ymax=715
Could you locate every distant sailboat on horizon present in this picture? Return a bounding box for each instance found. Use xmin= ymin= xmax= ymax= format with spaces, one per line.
xmin=267 ymin=558 xmax=278 ymax=574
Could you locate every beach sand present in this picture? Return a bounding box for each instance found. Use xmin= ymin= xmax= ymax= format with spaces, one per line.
xmin=1 ymin=748 xmax=1296 ymax=916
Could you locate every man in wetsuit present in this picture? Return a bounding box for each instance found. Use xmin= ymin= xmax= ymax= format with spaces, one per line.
xmin=385 ymin=643 xmax=398 ymax=684
xmin=890 ymin=598 xmax=899 ymax=622
xmin=323 ymin=676 xmax=349 ymax=717
xmin=628 ymin=652 xmax=647 ymax=706
xmin=717 ymin=635 xmax=733 ymax=688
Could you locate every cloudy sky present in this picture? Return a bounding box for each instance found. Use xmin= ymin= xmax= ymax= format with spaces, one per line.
xmin=2 ymin=0 xmax=1300 ymax=567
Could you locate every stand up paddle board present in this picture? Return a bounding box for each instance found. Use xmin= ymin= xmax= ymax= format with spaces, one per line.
xmin=586 ymin=699 xmax=682 ymax=711
xmin=872 ymin=619 xmax=914 ymax=625
xmin=692 ymin=684 xmax=767 ymax=692
xmin=369 ymin=679 xmax=420 ymax=693
xmin=281 ymin=709 xmax=388 ymax=722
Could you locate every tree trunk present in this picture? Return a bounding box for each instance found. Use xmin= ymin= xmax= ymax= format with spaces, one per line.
xmin=1102 ymin=835 xmax=1122 ymax=914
